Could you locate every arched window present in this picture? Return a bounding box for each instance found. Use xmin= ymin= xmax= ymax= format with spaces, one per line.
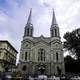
xmin=56 ymin=52 xmax=58 ymax=61
xmin=55 ymin=29 xmax=57 ymax=37
xmin=38 ymin=49 xmax=45 ymax=61
xmin=25 ymin=52 xmax=27 ymax=60
xmin=27 ymin=28 xmax=29 ymax=36
xmin=31 ymin=29 xmax=33 ymax=37
xmin=51 ymin=30 xmax=53 ymax=37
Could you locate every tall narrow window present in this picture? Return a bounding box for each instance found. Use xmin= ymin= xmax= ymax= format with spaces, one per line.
xmin=25 ymin=52 xmax=27 ymax=60
xmin=51 ymin=30 xmax=53 ymax=37
xmin=31 ymin=29 xmax=32 ymax=37
xmin=56 ymin=52 xmax=58 ymax=61
xmin=38 ymin=49 xmax=45 ymax=61
xmin=55 ymin=29 xmax=57 ymax=37
xmin=27 ymin=28 xmax=29 ymax=36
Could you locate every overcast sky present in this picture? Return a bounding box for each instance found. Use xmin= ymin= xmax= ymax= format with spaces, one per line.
xmin=0 ymin=0 xmax=80 ymax=58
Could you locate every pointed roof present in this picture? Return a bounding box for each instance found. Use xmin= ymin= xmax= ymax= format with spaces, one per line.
xmin=27 ymin=8 xmax=32 ymax=25
xmin=51 ymin=9 xmax=58 ymax=27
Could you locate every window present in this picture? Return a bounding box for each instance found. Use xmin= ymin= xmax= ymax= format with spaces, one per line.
xmin=38 ymin=49 xmax=45 ymax=61
xmin=55 ymin=29 xmax=57 ymax=37
xmin=25 ymin=52 xmax=27 ymax=60
xmin=27 ymin=28 xmax=29 ymax=36
xmin=31 ymin=29 xmax=33 ymax=37
xmin=56 ymin=52 xmax=58 ymax=61
xmin=51 ymin=30 xmax=53 ymax=37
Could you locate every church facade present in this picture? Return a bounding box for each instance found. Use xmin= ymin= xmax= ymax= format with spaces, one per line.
xmin=18 ymin=9 xmax=65 ymax=76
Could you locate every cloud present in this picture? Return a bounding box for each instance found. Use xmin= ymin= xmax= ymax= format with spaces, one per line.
xmin=0 ymin=0 xmax=80 ymax=59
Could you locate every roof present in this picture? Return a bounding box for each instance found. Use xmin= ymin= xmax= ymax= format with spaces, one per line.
xmin=33 ymin=36 xmax=51 ymax=43
xmin=0 ymin=40 xmax=18 ymax=53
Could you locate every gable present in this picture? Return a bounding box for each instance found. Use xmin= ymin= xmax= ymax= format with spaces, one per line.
xmin=33 ymin=40 xmax=50 ymax=49
xmin=34 ymin=39 xmax=50 ymax=46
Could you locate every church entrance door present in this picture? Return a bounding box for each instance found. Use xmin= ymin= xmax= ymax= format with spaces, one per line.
xmin=38 ymin=67 xmax=45 ymax=75
xmin=37 ymin=64 xmax=46 ymax=75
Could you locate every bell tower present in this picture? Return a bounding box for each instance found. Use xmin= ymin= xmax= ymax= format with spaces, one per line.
xmin=24 ymin=8 xmax=33 ymax=37
xmin=50 ymin=9 xmax=65 ymax=75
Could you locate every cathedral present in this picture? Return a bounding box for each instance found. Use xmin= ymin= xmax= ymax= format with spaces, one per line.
xmin=18 ymin=8 xmax=65 ymax=76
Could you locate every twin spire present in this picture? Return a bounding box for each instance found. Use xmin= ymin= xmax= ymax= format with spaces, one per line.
xmin=26 ymin=8 xmax=58 ymax=27
xmin=25 ymin=8 xmax=59 ymax=37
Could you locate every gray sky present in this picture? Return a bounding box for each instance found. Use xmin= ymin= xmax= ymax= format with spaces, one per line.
xmin=0 ymin=0 xmax=80 ymax=60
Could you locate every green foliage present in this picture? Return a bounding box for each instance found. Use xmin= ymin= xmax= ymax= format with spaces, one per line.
xmin=65 ymin=55 xmax=80 ymax=73
xmin=63 ymin=28 xmax=80 ymax=59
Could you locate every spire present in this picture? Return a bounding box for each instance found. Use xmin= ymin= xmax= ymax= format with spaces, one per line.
xmin=51 ymin=9 xmax=58 ymax=27
xmin=50 ymin=9 xmax=60 ymax=37
xmin=24 ymin=8 xmax=33 ymax=37
xmin=27 ymin=8 xmax=32 ymax=25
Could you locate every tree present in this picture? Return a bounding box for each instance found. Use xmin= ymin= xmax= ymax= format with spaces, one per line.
xmin=63 ymin=28 xmax=80 ymax=60
xmin=64 ymin=55 xmax=80 ymax=73
xmin=64 ymin=55 xmax=75 ymax=73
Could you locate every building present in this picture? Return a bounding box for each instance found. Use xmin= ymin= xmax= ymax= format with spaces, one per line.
xmin=18 ymin=8 xmax=65 ymax=76
xmin=0 ymin=40 xmax=18 ymax=72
